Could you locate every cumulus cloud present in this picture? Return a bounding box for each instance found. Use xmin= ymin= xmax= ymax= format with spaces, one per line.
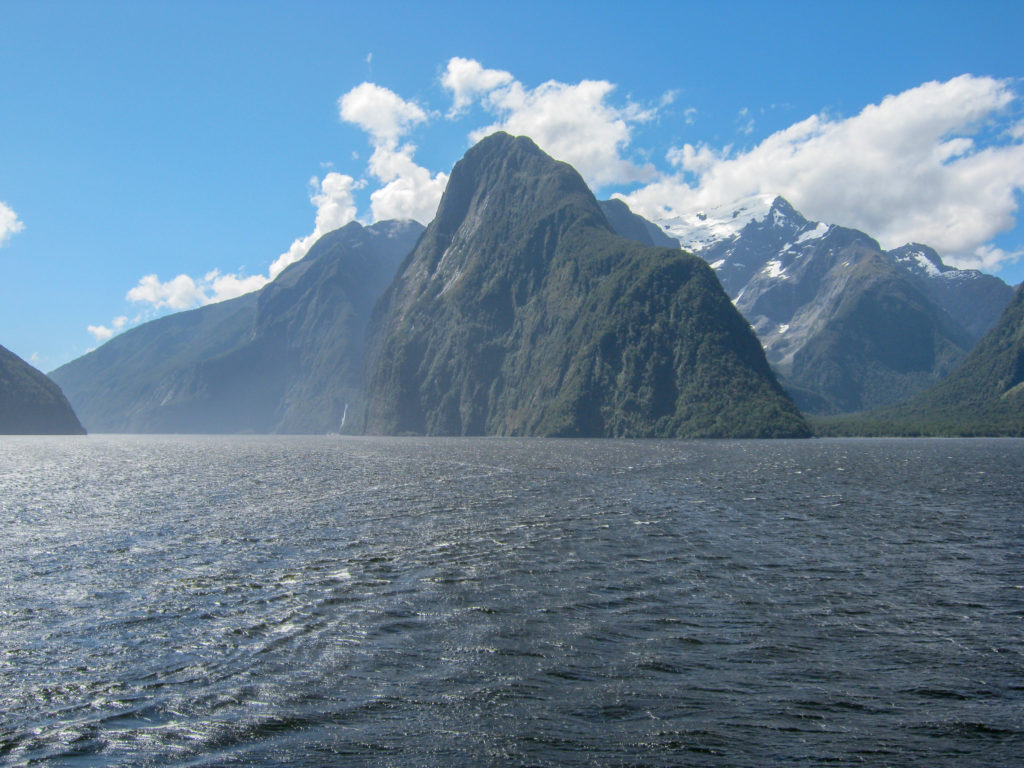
xmin=87 ymin=315 xmax=128 ymax=342
xmin=621 ymin=75 xmax=1024 ymax=271
xmin=127 ymin=273 xmax=206 ymax=311
xmin=1 ymin=201 xmax=25 ymax=246
xmin=339 ymin=82 xmax=428 ymax=145
xmin=339 ymin=82 xmax=447 ymax=223
xmin=441 ymin=57 xmax=658 ymax=189
xmin=442 ymin=57 xmax=514 ymax=116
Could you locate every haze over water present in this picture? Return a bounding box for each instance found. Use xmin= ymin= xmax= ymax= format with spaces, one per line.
xmin=2 ymin=436 xmax=1022 ymax=766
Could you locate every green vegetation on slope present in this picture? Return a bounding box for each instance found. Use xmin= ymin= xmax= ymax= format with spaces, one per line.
xmin=812 ymin=285 xmax=1024 ymax=436
xmin=364 ymin=133 xmax=809 ymax=438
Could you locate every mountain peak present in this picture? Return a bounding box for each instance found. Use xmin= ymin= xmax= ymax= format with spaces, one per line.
xmin=654 ymin=194 xmax=818 ymax=253
xmin=768 ymin=196 xmax=807 ymax=228
xmin=363 ymin=134 xmax=808 ymax=438
xmin=415 ymin=131 xmax=609 ymax=281
xmin=887 ymin=243 xmax=952 ymax=277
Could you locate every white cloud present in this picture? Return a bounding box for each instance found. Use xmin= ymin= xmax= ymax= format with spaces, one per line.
xmin=127 ymin=274 xmax=206 ymax=311
xmin=339 ymin=82 xmax=428 ymax=146
xmin=441 ymin=57 xmax=658 ymax=189
xmin=87 ymin=315 xmax=128 ymax=342
xmin=1 ymin=201 xmax=25 ymax=246
xmin=367 ymin=146 xmax=448 ymax=223
xmin=959 ymin=244 xmax=1023 ymax=272
xmin=204 ymin=270 xmax=270 ymax=301
xmin=339 ymin=81 xmax=447 ymax=224
xmin=622 ymin=75 xmax=1024 ymax=271
xmin=442 ymin=57 xmax=514 ymax=116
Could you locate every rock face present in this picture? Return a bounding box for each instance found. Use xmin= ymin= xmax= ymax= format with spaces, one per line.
xmin=0 ymin=344 xmax=85 ymax=434
xmin=362 ymin=133 xmax=809 ymax=438
xmin=661 ymin=196 xmax=1014 ymax=413
xmin=51 ymin=220 xmax=423 ymax=433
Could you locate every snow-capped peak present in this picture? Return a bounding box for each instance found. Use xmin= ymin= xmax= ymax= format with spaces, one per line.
xmin=656 ymin=193 xmax=776 ymax=252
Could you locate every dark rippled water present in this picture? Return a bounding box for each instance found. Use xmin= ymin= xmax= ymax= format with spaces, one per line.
xmin=1 ymin=436 xmax=1022 ymax=766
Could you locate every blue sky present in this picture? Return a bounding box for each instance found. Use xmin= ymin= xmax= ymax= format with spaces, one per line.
xmin=3 ymin=0 xmax=1024 ymax=370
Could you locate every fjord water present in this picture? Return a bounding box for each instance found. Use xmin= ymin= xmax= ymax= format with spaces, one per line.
xmin=2 ymin=436 xmax=1022 ymax=766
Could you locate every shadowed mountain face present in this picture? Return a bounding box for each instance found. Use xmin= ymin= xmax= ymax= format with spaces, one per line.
xmin=51 ymin=220 xmax=423 ymax=433
xmin=1 ymin=344 xmax=85 ymax=434
xmin=690 ymin=198 xmax=1014 ymax=413
xmin=363 ymin=133 xmax=809 ymax=438
xmin=819 ymin=284 xmax=1024 ymax=436
xmin=894 ymin=282 xmax=1024 ymax=434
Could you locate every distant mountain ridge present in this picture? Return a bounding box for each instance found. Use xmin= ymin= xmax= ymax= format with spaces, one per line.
xmin=52 ymin=133 xmax=1014 ymax=434
xmin=817 ymin=283 xmax=1024 ymax=435
xmin=1 ymin=344 xmax=85 ymax=434
xmin=51 ymin=220 xmax=423 ymax=433
xmin=651 ymin=196 xmax=1014 ymax=413
xmin=362 ymin=133 xmax=809 ymax=437
xmin=597 ymin=199 xmax=680 ymax=249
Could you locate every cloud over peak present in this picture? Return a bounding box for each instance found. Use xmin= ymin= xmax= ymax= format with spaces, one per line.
xmin=442 ymin=57 xmax=658 ymax=189
xmin=269 ymin=171 xmax=361 ymax=281
xmin=339 ymin=82 xmax=448 ymax=224
xmin=623 ymin=74 xmax=1024 ymax=271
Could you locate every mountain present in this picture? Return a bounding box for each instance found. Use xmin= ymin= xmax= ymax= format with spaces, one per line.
xmin=362 ymin=132 xmax=809 ymax=438
xmin=51 ymin=220 xmax=423 ymax=433
xmin=886 ymin=243 xmax=1013 ymax=340
xmin=598 ymin=198 xmax=680 ymax=248
xmin=817 ymin=284 xmax=1024 ymax=435
xmin=1 ymin=344 xmax=85 ymax=434
xmin=657 ymin=196 xmax=1014 ymax=414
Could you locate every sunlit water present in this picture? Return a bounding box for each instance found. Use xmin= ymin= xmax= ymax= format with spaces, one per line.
xmin=1 ymin=435 xmax=1022 ymax=766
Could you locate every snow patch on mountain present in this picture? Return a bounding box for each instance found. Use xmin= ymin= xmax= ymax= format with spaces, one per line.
xmin=762 ymin=259 xmax=787 ymax=279
xmin=894 ymin=247 xmax=943 ymax=276
xmin=797 ymin=222 xmax=830 ymax=243
xmin=889 ymin=245 xmax=953 ymax=279
xmin=914 ymin=251 xmax=942 ymax=276
xmin=657 ymin=193 xmax=775 ymax=252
